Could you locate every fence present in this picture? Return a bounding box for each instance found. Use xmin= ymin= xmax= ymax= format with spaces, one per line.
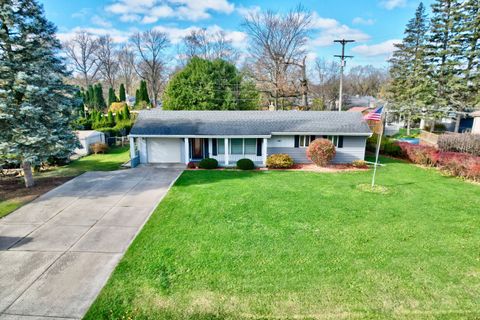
xmin=419 ymin=130 xmax=439 ymax=147
xmin=107 ymin=136 xmax=129 ymax=147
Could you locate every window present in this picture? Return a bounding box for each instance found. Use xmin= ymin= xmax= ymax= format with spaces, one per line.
xmin=326 ymin=136 xmax=343 ymax=148
xmin=231 ymin=139 xmax=243 ymax=154
xmin=217 ymin=139 xmax=225 ymax=154
xmin=244 ymin=139 xmax=257 ymax=154
xmin=299 ymin=135 xmax=311 ymax=147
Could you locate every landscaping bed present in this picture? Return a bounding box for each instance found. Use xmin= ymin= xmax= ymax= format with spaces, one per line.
xmin=85 ymin=157 xmax=480 ymax=319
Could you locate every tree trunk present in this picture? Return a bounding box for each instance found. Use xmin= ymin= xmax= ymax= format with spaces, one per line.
xmin=420 ymin=118 xmax=425 ymax=130
xmin=454 ymin=113 xmax=461 ymax=133
xmin=429 ymin=120 xmax=435 ymax=132
xmin=22 ymin=161 xmax=35 ymax=188
xmin=406 ymin=112 xmax=411 ymax=136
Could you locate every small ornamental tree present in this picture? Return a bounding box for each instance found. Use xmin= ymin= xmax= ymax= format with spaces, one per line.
xmin=108 ymin=87 xmax=118 ymax=107
xmin=306 ymin=139 xmax=336 ymax=167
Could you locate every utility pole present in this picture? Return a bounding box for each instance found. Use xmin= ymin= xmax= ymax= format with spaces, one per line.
xmin=334 ymin=39 xmax=355 ymax=111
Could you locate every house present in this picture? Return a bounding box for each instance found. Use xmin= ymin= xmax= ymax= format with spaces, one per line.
xmin=74 ymin=130 xmax=105 ymax=155
xmin=128 ymin=110 xmax=372 ymax=166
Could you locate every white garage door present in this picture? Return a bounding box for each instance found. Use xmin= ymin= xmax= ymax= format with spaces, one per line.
xmin=147 ymin=138 xmax=182 ymax=163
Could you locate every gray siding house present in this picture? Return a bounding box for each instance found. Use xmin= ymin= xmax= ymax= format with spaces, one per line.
xmin=129 ymin=110 xmax=371 ymax=166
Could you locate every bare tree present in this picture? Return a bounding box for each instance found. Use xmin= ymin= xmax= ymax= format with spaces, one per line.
xmin=345 ymin=65 xmax=389 ymax=97
xmin=63 ymin=31 xmax=100 ymax=87
xmin=117 ymin=45 xmax=136 ymax=96
xmin=182 ymin=29 xmax=239 ymax=63
xmin=311 ymin=58 xmax=340 ymax=110
xmin=243 ymin=5 xmax=312 ymax=109
xmin=95 ymin=35 xmax=118 ymax=89
xmin=130 ymin=30 xmax=169 ymax=108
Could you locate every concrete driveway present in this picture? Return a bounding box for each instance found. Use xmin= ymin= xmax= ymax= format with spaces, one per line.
xmin=0 ymin=166 xmax=183 ymax=320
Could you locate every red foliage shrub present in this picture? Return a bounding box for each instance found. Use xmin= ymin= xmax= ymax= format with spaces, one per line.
xmin=187 ymin=161 xmax=196 ymax=169
xmin=306 ymin=139 xmax=336 ymax=167
xmin=397 ymin=143 xmax=438 ymax=166
xmin=467 ymin=164 xmax=480 ymax=181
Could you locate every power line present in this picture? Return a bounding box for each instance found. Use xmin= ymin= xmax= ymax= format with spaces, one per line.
xmin=334 ymin=39 xmax=355 ymax=112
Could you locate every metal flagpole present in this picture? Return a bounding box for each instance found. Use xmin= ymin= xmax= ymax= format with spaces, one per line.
xmin=371 ymin=106 xmax=386 ymax=188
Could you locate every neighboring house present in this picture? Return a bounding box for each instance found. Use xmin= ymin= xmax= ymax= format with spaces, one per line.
xmin=74 ymin=130 xmax=105 ymax=155
xmin=128 ymin=110 xmax=372 ymax=166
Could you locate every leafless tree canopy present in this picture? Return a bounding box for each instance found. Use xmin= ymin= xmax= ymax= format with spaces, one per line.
xmin=117 ymin=45 xmax=137 ymax=95
xmin=243 ymin=5 xmax=311 ymax=109
xmin=95 ymin=35 xmax=118 ymax=89
xmin=63 ymin=31 xmax=100 ymax=87
xmin=130 ymin=30 xmax=169 ymax=107
xmin=310 ymin=58 xmax=340 ymax=110
xmin=345 ymin=65 xmax=389 ymax=97
xmin=182 ymin=29 xmax=239 ymax=63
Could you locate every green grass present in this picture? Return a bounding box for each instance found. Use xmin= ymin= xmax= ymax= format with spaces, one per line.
xmin=39 ymin=146 xmax=130 ymax=178
xmin=0 ymin=199 xmax=23 ymax=219
xmin=85 ymin=158 xmax=480 ymax=320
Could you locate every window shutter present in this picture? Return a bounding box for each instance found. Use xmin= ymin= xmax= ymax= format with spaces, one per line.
xmin=294 ymin=135 xmax=299 ymax=148
xmin=310 ymin=135 xmax=316 ymax=142
xmin=212 ymin=138 xmax=217 ymax=156
xmin=338 ymin=136 xmax=344 ymax=148
xmin=204 ymin=139 xmax=209 ymax=157
xmin=256 ymin=138 xmax=262 ymax=156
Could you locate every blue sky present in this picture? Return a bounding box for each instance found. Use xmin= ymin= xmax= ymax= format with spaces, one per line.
xmin=40 ymin=0 xmax=434 ymax=67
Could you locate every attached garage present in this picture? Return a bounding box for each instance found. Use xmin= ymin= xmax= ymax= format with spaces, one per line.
xmin=146 ymin=138 xmax=182 ymax=163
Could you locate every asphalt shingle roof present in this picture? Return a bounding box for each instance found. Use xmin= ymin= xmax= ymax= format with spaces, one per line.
xmin=130 ymin=110 xmax=372 ymax=136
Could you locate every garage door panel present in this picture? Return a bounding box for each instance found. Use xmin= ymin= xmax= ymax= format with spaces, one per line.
xmin=147 ymin=138 xmax=181 ymax=163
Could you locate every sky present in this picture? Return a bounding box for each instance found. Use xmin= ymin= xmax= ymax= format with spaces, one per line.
xmin=40 ymin=0 xmax=434 ymax=68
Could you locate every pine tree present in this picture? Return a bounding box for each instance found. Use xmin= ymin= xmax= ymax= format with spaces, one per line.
xmin=135 ymin=88 xmax=140 ymax=106
xmin=139 ymin=80 xmax=150 ymax=104
xmin=108 ymin=87 xmax=118 ymax=107
xmin=119 ymin=83 xmax=126 ymax=102
xmin=388 ymin=2 xmax=433 ymax=134
xmin=93 ymin=84 xmax=106 ymax=110
xmin=122 ymin=104 xmax=130 ymax=120
xmin=460 ymin=0 xmax=480 ymax=110
xmin=0 ymin=0 xmax=78 ymax=187
xmin=107 ymin=111 xmax=115 ymax=127
xmin=427 ymin=0 xmax=465 ymax=131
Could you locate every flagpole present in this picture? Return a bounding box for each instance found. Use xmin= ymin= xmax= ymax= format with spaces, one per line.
xmin=371 ymin=106 xmax=386 ymax=188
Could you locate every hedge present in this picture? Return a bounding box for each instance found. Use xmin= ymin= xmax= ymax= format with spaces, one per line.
xmin=438 ymin=133 xmax=480 ymax=157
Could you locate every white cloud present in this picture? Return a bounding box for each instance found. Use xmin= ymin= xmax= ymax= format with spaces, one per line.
xmin=153 ymin=24 xmax=247 ymax=48
xmin=309 ymin=12 xmax=370 ymax=47
xmin=91 ymin=15 xmax=112 ymax=28
xmin=106 ymin=0 xmax=235 ymax=22
xmin=352 ymin=17 xmax=375 ymax=26
xmin=236 ymin=5 xmax=261 ymax=17
xmin=380 ymin=0 xmax=407 ymax=10
xmin=57 ymin=27 xmax=131 ymax=43
xmin=351 ymin=39 xmax=401 ymax=57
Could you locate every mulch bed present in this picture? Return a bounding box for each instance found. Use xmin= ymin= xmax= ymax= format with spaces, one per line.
xmin=0 ymin=175 xmax=73 ymax=203
xmin=187 ymin=164 xmax=369 ymax=172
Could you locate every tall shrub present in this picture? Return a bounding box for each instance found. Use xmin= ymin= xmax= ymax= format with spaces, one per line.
xmin=438 ymin=133 xmax=480 ymax=156
xmin=306 ymin=139 xmax=336 ymax=167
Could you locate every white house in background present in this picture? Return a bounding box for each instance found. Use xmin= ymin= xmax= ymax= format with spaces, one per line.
xmin=74 ymin=130 xmax=105 ymax=155
xmin=128 ymin=110 xmax=372 ymax=167
xmin=471 ymin=111 xmax=480 ymax=134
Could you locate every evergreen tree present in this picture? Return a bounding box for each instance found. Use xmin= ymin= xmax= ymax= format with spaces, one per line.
xmin=122 ymin=104 xmax=130 ymax=120
xmin=93 ymin=84 xmax=106 ymax=110
xmin=108 ymin=87 xmax=118 ymax=107
xmin=107 ymin=111 xmax=115 ymax=127
xmin=427 ymin=0 xmax=465 ymax=131
xmin=459 ymin=0 xmax=480 ymax=110
xmin=0 ymin=0 xmax=78 ymax=187
xmin=119 ymin=83 xmax=126 ymax=102
xmin=139 ymin=80 xmax=150 ymax=105
xmin=388 ymin=2 xmax=434 ymax=134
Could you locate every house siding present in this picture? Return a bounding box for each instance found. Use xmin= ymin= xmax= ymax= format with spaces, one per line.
xmin=267 ymin=136 xmax=367 ymax=164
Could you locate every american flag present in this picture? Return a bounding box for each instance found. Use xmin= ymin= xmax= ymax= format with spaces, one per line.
xmin=363 ymin=106 xmax=384 ymax=121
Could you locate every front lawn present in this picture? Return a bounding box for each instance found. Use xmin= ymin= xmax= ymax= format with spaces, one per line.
xmin=0 ymin=146 xmax=129 ymax=218
xmin=85 ymin=158 xmax=480 ymax=319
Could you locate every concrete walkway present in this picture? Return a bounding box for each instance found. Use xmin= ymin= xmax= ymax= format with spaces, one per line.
xmin=0 ymin=166 xmax=183 ymax=320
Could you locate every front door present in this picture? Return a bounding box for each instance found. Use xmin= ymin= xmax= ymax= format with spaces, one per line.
xmin=191 ymin=138 xmax=203 ymax=159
